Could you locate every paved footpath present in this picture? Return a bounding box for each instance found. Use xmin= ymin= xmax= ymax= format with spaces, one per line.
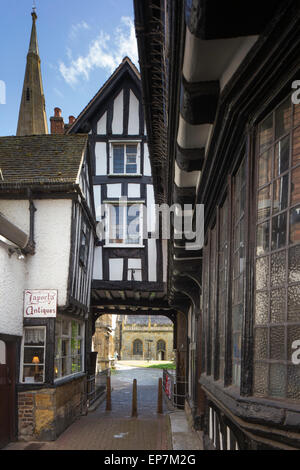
xmin=4 ymin=364 xmax=173 ymax=451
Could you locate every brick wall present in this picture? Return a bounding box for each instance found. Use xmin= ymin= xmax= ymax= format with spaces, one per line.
xmin=18 ymin=376 xmax=86 ymax=441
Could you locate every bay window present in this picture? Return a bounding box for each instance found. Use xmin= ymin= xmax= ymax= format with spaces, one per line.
xmin=55 ymin=317 xmax=84 ymax=380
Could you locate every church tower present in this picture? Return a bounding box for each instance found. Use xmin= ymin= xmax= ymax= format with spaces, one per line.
xmin=16 ymin=8 xmax=48 ymax=136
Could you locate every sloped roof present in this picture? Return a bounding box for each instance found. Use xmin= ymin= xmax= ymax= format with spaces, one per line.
xmin=0 ymin=134 xmax=88 ymax=187
xmin=124 ymin=315 xmax=173 ymax=325
xmin=67 ymin=56 xmax=141 ymax=134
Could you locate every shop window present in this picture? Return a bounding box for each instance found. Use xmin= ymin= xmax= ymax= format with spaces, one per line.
xmin=253 ymin=96 xmax=300 ymax=400
xmin=55 ymin=317 xmax=84 ymax=380
xmin=21 ymin=327 xmax=46 ymax=384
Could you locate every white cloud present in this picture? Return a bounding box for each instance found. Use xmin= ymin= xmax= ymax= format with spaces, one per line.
xmin=59 ymin=17 xmax=138 ymax=86
xmin=69 ymin=21 xmax=91 ymax=40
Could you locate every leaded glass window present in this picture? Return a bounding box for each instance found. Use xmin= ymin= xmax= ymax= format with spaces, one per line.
xmin=253 ymin=96 xmax=300 ymax=400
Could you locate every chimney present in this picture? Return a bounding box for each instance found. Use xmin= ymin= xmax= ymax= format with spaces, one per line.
xmin=50 ymin=107 xmax=65 ymax=134
xmin=64 ymin=115 xmax=76 ymax=132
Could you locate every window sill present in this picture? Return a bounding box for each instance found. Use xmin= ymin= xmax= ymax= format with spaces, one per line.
xmin=108 ymin=174 xmax=142 ymax=177
xmin=104 ymin=244 xmax=145 ymax=248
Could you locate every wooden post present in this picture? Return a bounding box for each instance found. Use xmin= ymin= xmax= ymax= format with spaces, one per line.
xmin=106 ymin=375 xmax=111 ymax=411
xmin=157 ymin=377 xmax=163 ymax=414
xmin=131 ymin=379 xmax=138 ymax=417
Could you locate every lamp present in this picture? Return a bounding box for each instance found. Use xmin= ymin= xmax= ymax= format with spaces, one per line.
xmin=32 ymin=355 xmax=40 ymax=376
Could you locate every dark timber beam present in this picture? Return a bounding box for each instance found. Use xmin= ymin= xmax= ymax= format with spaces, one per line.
xmin=185 ymin=0 xmax=283 ymax=39
xmin=176 ymin=145 xmax=205 ymax=172
xmin=180 ymin=79 xmax=219 ymax=125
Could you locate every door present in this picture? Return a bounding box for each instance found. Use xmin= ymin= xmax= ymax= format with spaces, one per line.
xmin=0 ymin=340 xmax=14 ymax=449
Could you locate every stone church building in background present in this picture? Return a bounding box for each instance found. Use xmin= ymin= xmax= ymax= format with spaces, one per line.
xmin=115 ymin=315 xmax=174 ymax=361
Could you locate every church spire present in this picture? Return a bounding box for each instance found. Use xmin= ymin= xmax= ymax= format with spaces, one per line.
xmin=16 ymin=7 xmax=48 ymax=136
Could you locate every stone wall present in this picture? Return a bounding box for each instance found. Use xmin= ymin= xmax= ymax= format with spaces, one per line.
xmin=121 ymin=324 xmax=174 ymax=361
xmin=18 ymin=375 xmax=86 ymax=441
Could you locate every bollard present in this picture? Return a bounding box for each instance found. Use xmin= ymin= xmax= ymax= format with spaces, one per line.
xmin=106 ymin=375 xmax=112 ymax=411
xmin=157 ymin=377 xmax=163 ymax=414
xmin=131 ymin=379 xmax=138 ymax=417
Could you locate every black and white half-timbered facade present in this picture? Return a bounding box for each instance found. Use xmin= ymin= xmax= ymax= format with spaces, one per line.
xmin=135 ymin=0 xmax=300 ymax=451
xmin=0 ymin=134 xmax=95 ymax=442
xmin=67 ymin=57 xmax=173 ymax=328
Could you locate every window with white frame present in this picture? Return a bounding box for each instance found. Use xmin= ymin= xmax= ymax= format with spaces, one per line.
xmin=21 ymin=326 xmax=46 ymax=384
xmin=106 ymin=203 xmax=143 ymax=246
xmin=110 ymin=143 xmax=140 ymax=175
xmin=54 ymin=317 xmax=84 ymax=380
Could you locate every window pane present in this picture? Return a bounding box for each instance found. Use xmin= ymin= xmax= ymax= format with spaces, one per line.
xmin=270 ymin=288 xmax=286 ymax=323
xmin=271 ymin=251 xmax=286 ymax=287
xmin=256 ymin=221 xmax=270 ymax=256
xmin=291 ymin=166 xmax=300 ymax=206
xmin=126 ymin=164 xmax=137 ymax=174
xmin=273 ymin=175 xmax=289 ymax=213
xmin=287 ymin=285 xmax=300 ymax=322
xmin=23 ymin=365 xmax=44 ymax=384
xmin=126 ymin=206 xmax=140 ymax=244
xmin=113 ymin=146 xmax=124 ymax=173
xmin=256 ymin=256 xmax=269 ymax=290
xmin=24 ymin=347 xmax=44 ymax=365
xmin=259 ymin=114 xmax=273 ymax=153
xmin=257 ymin=186 xmax=271 ymax=221
xmin=269 ymin=364 xmax=286 ymax=398
xmin=274 ymin=135 xmax=290 ymax=176
xmin=255 ymin=291 xmax=269 ymax=325
xmin=292 ymin=126 xmax=300 ymax=166
xmin=271 ymin=212 xmax=287 ymax=250
xmin=275 ymin=98 xmax=291 ymax=140
xmin=254 ymin=328 xmax=268 ymax=360
xmin=287 ymin=365 xmax=300 ymax=400
xmin=258 ymin=149 xmax=272 ymax=187
xmin=289 ymin=205 xmax=300 ymax=244
xmin=270 ymin=326 xmax=285 ymax=360
xmin=24 ymin=328 xmax=45 ymax=346
xmin=253 ymin=363 xmax=268 ymax=397
xmin=288 ymin=245 xmax=300 ymax=283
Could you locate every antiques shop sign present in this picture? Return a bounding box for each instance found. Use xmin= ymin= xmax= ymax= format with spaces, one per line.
xmin=24 ymin=290 xmax=57 ymax=318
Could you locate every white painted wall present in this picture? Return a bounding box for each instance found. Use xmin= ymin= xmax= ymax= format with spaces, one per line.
xmin=107 ymin=184 xmax=122 ymax=198
xmin=93 ymin=246 xmax=103 ymax=280
xmin=148 ymin=239 xmax=157 ymax=282
xmin=0 ymin=199 xmax=73 ymax=337
xmin=128 ymin=184 xmax=140 ymax=198
xmin=144 ymin=144 xmax=151 ymax=176
xmin=109 ymin=258 xmax=123 ymax=281
xmin=97 ymin=111 xmax=107 ymax=134
xmin=112 ymin=90 xmax=124 ymax=134
xmin=95 ymin=142 xmax=107 ymax=175
xmin=128 ymin=90 xmax=139 ymax=135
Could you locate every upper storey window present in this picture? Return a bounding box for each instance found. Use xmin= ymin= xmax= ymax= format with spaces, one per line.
xmin=110 ymin=143 xmax=140 ymax=175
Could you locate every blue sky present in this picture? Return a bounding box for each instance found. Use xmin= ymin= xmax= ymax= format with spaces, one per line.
xmin=0 ymin=0 xmax=138 ymax=136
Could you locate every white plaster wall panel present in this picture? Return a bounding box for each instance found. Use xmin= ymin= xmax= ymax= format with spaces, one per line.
xmin=127 ymin=258 xmax=142 ymax=281
xmin=95 ymin=142 xmax=107 ymax=175
xmin=128 ymin=90 xmax=140 ymax=135
xmin=162 ymin=239 xmax=167 ymax=282
xmin=93 ymin=246 xmax=103 ymax=280
xmin=97 ymin=111 xmax=107 ymax=134
xmin=128 ymin=184 xmax=140 ymax=198
xmin=26 ymin=199 xmax=72 ymax=307
xmin=0 ymin=200 xmax=30 ymax=234
xmin=93 ymin=186 xmax=102 ymax=221
xmin=0 ymin=340 xmax=5 ymax=363
xmin=148 ymin=239 xmax=157 ymax=281
xmin=147 ymin=185 xmax=156 ymax=233
xmin=144 ymin=144 xmax=151 ymax=176
xmin=0 ymin=244 xmax=26 ymax=337
xmin=112 ymin=90 xmax=124 ymax=134
xmin=109 ymin=258 xmax=123 ymax=281
xmin=107 ymin=184 xmax=122 ymax=198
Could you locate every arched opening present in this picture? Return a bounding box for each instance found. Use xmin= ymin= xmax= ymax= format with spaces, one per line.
xmin=132 ymin=339 xmax=143 ymax=356
xmin=157 ymin=339 xmax=166 ymax=360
